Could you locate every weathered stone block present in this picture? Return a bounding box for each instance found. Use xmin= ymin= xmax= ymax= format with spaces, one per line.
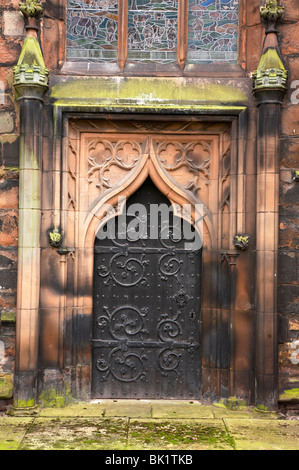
xmin=3 ymin=11 xmax=24 ymax=37
xmin=0 ymin=211 xmax=18 ymax=246
xmin=0 ymin=38 xmax=22 ymax=65
xmin=280 ymin=181 xmax=299 ymax=204
xmin=281 ymin=22 xmax=299 ymax=56
xmin=0 ymin=178 xmax=18 ymax=209
xmin=0 ymin=248 xmax=17 ymax=270
xmin=0 ymin=269 xmax=17 ymax=292
xmin=278 ymin=251 xmax=298 ymax=284
xmin=279 ymin=206 xmax=299 ymax=251
xmin=278 ymin=284 xmax=299 ymax=316
xmin=0 ymin=112 xmax=14 ymax=134
xmin=2 ymin=135 xmax=19 ymax=167
xmin=0 ymin=373 xmax=13 ymax=399
xmin=280 ymin=137 xmax=299 ymax=167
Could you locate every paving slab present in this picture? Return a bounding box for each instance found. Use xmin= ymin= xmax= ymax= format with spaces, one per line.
xmin=224 ymin=418 xmax=299 ymax=450
xmin=151 ymin=401 xmax=214 ymax=419
xmin=211 ymin=405 xmax=279 ymax=420
xmin=101 ymin=400 xmax=152 ymax=418
xmin=18 ymin=417 xmax=129 ymax=451
xmin=0 ymin=417 xmax=34 ymax=450
xmin=39 ymin=403 xmax=106 ymax=417
xmin=127 ymin=418 xmax=235 ymax=450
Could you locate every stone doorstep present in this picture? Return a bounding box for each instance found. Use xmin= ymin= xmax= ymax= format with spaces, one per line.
xmin=30 ymin=400 xmax=280 ymax=420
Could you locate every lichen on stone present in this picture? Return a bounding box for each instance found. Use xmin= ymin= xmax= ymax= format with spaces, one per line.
xmin=19 ymin=0 xmax=43 ymax=19
xmin=48 ymin=229 xmax=62 ymax=248
xmin=13 ymin=35 xmax=49 ymax=90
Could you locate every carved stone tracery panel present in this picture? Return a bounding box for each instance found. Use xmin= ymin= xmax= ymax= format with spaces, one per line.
xmin=154 ymin=139 xmax=211 ymax=193
xmin=64 ymin=119 xmax=233 ymax=254
xmin=87 ymin=138 xmax=145 ymax=193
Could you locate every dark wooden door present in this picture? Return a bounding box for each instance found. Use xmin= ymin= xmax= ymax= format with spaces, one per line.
xmin=91 ymin=178 xmax=202 ymax=399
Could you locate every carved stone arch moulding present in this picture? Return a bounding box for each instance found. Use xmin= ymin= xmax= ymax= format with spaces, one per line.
xmin=84 ymin=137 xmax=214 ymax=251
xmin=60 ymin=117 xmax=239 ymax=255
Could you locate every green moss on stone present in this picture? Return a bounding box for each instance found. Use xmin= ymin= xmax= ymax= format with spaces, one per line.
xmin=51 ymin=77 xmax=248 ymax=109
xmin=279 ymin=388 xmax=299 ymax=401
xmin=1 ymin=311 xmax=16 ymax=323
xmin=39 ymin=386 xmax=75 ymax=409
xmin=15 ymin=35 xmax=46 ymax=71
xmin=1 ymin=135 xmax=18 ymax=144
xmin=253 ymin=47 xmax=288 ymax=92
xmin=0 ymin=374 xmax=13 ymax=399
xmin=257 ymin=48 xmax=286 ymax=75
xmin=13 ymin=35 xmax=49 ymax=91
xmin=13 ymin=398 xmax=36 ymax=409
xmin=214 ymin=398 xmax=248 ymax=410
xmin=254 ymin=404 xmax=271 ymax=413
xmin=4 ymin=167 xmax=19 ymax=172
xmin=39 ymin=390 xmax=66 ymax=408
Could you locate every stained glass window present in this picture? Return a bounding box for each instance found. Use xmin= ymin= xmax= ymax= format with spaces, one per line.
xmin=66 ymin=0 xmax=239 ymax=66
xmin=127 ymin=0 xmax=178 ymax=64
xmin=188 ymin=0 xmax=239 ymax=63
xmin=67 ymin=0 xmax=118 ymax=62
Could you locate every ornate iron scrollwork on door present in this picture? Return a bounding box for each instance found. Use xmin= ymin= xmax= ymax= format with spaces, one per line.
xmin=97 ymin=251 xmax=150 ymax=287
xmin=92 ymin=177 xmax=202 ymax=399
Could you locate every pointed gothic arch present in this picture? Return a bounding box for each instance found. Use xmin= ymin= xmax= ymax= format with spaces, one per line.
xmin=83 ymin=144 xmax=213 ymax=251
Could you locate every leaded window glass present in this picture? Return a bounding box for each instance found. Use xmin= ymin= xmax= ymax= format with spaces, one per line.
xmin=127 ymin=0 xmax=178 ymax=64
xmin=188 ymin=0 xmax=239 ymax=63
xmin=67 ymin=0 xmax=118 ymax=62
xmin=66 ymin=0 xmax=239 ymax=67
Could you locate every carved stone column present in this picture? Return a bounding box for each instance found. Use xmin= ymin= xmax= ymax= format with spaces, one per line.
xmin=252 ymin=0 xmax=288 ymax=409
xmin=12 ymin=0 xmax=48 ymax=409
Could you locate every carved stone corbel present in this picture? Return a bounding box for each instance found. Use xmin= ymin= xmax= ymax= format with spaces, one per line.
xmin=233 ymin=235 xmax=250 ymax=251
xmin=48 ymin=229 xmax=63 ymax=248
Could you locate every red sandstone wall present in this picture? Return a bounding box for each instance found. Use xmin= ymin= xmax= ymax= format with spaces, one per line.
xmin=278 ymin=0 xmax=299 ymax=395
xmin=0 ymin=2 xmax=23 ymax=395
